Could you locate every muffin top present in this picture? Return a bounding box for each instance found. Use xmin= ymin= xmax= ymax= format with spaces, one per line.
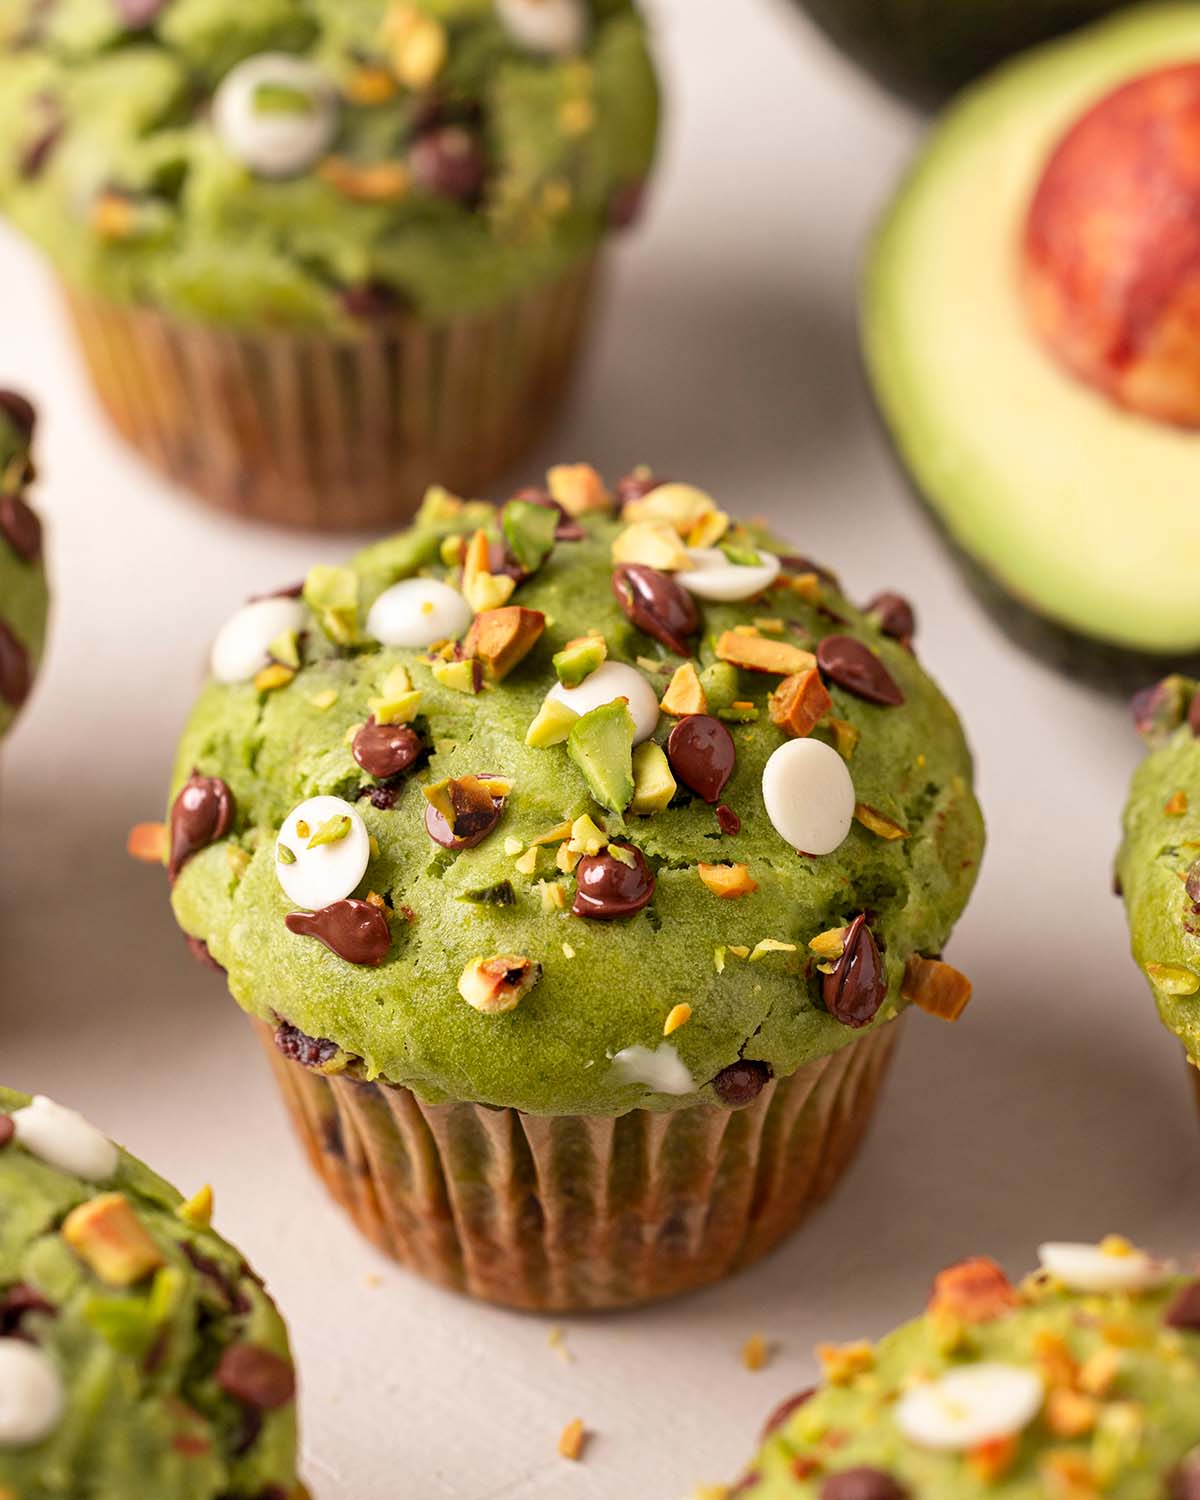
xmin=0 ymin=0 xmax=658 ymax=329
xmin=738 ymin=1238 xmax=1200 ymax=1499
xmin=1118 ymin=677 xmax=1200 ymax=1067
xmin=0 ymin=391 xmax=47 ymax=740
xmin=166 ymin=470 xmax=984 ymax=1116
xmin=0 ymin=1085 xmax=301 ymax=1500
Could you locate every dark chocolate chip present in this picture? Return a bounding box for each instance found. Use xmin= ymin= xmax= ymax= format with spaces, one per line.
xmin=247 ymin=581 xmax=304 ymax=603
xmin=286 ymin=900 xmax=391 ymax=967
xmin=1131 ymin=676 xmax=1193 ymax=745
xmin=18 ymin=107 xmax=63 ymax=182
xmin=215 ymin=1343 xmax=295 ymax=1410
xmin=352 ymin=718 xmax=423 ymax=781
xmin=0 ymin=1115 xmax=12 ymax=1149
xmin=778 ymin=553 xmax=838 ymax=587
xmin=1190 ymin=694 xmax=1200 ymax=739
xmin=0 ymin=619 xmax=31 ymax=709
xmin=667 ymin=714 xmax=736 ymax=804
xmin=821 ymin=1469 xmax=908 ymax=1500
xmin=571 ymin=844 xmax=655 ymax=920
xmin=1187 ymin=863 xmax=1200 ymax=905
xmin=615 ymin=470 xmax=665 ymax=506
xmin=822 ymin=914 xmax=887 ymax=1028
xmin=341 ymin=281 xmax=405 ymax=321
xmin=113 ymin=0 xmax=168 ymax=25
xmin=1165 ymin=1279 xmax=1200 ymax=1330
xmin=0 ymin=1283 xmax=55 ymax=1339
xmin=185 ymin=935 xmax=225 ymax=973
xmin=410 ymin=125 xmax=485 ymax=203
xmin=423 ymin=777 xmax=506 ymax=850
xmin=359 ymin=782 xmax=403 ymax=811
xmin=761 ymin=1388 xmax=816 ymax=1440
xmin=816 ymin=636 xmax=904 ymax=707
xmin=612 ymin=563 xmax=699 ymax=657
xmin=716 ymin=804 xmax=741 ymax=836
xmin=0 ymin=390 xmax=35 ymax=441
xmin=168 ymin=772 xmax=236 ymax=883
xmin=273 ymin=1019 xmax=343 ymax=1070
xmin=1170 ymin=1457 xmax=1200 ymax=1500
xmin=711 ymin=1059 xmax=772 ymax=1107
xmin=0 ymin=493 xmax=42 ymax=562
xmin=609 ymin=179 xmax=647 ymax=229
xmin=865 ymin=591 xmax=915 ymax=645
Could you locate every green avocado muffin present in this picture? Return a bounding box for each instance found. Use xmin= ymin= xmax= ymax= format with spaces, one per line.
xmin=735 ymin=1238 xmax=1200 ymax=1499
xmin=0 ymin=1086 xmax=303 ymax=1499
xmin=1117 ymin=676 xmax=1200 ymax=1099
xmin=162 ymin=467 xmax=984 ymax=1309
xmin=0 ymin=391 xmax=47 ymax=745
xmin=0 ymin=0 xmax=659 ymax=527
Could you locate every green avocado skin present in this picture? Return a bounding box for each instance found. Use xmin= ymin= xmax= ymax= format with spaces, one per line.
xmin=1117 ymin=699 xmax=1200 ymax=1064
xmin=0 ymin=0 xmax=659 ymax=328
xmin=741 ymin=1274 xmax=1200 ymax=1497
xmin=0 ymin=1085 xmax=298 ymax=1500
xmin=169 ymin=489 xmax=984 ymax=1117
xmin=0 ymin=407 xmax=48 ymax=741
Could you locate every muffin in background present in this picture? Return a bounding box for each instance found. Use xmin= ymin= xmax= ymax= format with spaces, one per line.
xmin=158 ymin=467 xmax=983 ymax=1311
xmin=733 ymin=1236 xmax=1200 ymax=1497
xmin=1118 ymin=676 xmax=1200 ymax=1113
xmin=0 ymin=1085 xmax=304 ymax=1498
xmin=0 ymin=390 xmax=47 ymax=751
xmin=0 ymin=0 xmax=659 ymax=530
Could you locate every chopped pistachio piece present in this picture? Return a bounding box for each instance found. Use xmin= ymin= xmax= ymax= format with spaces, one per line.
xmin=267 ymin=629 xmax=301 ymax=670
xmin=568 ymin=815 xmax=608 ymax=856
xmin=304 ymin=564 xmax=360 ymax=645
xmin=553 ymin=634 xmax=607 ymax=688
xmin=370 ymin=686 xmax=423 ymax=724
xmin=611 ymin=520 xmax=689 ymax=571
xmin=630 ymin=741 xmax=676 ymax=816
xmin=254 ymin=663 xmax=295 ymax=693
xmin=1145 ymin=961 xmax=1200 ymax=995
xmin=458 ymin=954 xmax=541 ymax=1014
xmin=854 ymin=803 xmax=910 ymax=840
xmin=277 ymin=843 xmax=297 ymax=865
xmin=309 ymin=689 xmax=338 ymax=710
xmin=749 ymin=939 xmax=796 ymax=961
xmin=567 ymin=701 xmax=635 ymax=816
xmin=431 ymin=658 xmax=482 ymax=694
xmin=622 ymin=481 xmax=716 ymax=532
xmin=699 ymin=660 xmax=739 ymax=711
xmin=809 ymin=926 xmax=847 ymax=960
xmin=514 ymin=848 xmax=539 ymax=876
xmin=308 ymin=814 xmax=352 ymax=850
xmin=502 ymin=498 xmax=558 ymax=573
xmin=526 ymin=697 xmax=579 ymax=748
xmin=660 ymin=661 xmax=707 ymax=717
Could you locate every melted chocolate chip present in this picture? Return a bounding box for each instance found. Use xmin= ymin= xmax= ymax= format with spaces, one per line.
xmin=185 ymin=935 xmax=225 ymax=973
xmin=778 ymin=553 xmax=838 ymax=587
xmin=0 ymin=390 xmax=35 ymax=441
xmin=286 ymin=900 xmax=391 ymax=966
xmin=615 ymin=470 xmax=665 ymax=506
xmin=571 ymin=844 xmax=655 ymax=920
xmin=761 ymin=1388 xmax=816 ymax=1440
xmin=0 ymin=619 xmax=31 ymax=709
xmin=612 ymin=563 xmax=699 ymax=657
xmin=168 ymin=772 xmax=236 ymax=883
xmin=822 ymin=914 xmax=887 ymax=1028
xmin=1165 ymin=1279 xmax=1200 ymax=1330
xmin=816 ymin=635 xmax=904 ymax=707
xmin=716 ymin=804 xmax=741 ymax=836
xmin=359 ymin=783 xmax=403 ymax=811
xmin=273 ymin=1019 xmax=343 ymax=1070
xmin=821 ymin=1469 xmax=908 ymax=1500
xmin=0 ymin=1284 xmax=55 ymax=1340
xmin=215 ymin=1344 xmax=295 ymax=1411
xmin=711 ymin=1059 xmax=772 ymax=1107
xmin=0 ymin=493 xmax=42 ymax=562
xmin=0 ymin=1115 xmax=12 ymax=1149
xmin=410 ymin=125 xmax=485 ymax=203
xmin=865 ymin=591 xmax=916 ymax=646
xmin=352 ymin=718 xmax=423 ymax=781
xmin=424 ymin=777 xmax=506 ymax=850
xmin=667 ymin=714 xmax=736 ymax=804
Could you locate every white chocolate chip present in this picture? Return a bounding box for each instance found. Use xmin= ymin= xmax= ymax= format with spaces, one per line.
xmin=761 ymin=738 xmax=855 ymax=856
xmin=675 ymin=547 xmax=781 ymax=603
xmin=896 ymin=1364 xmax=1044 ymax=1451
xmin=611 ymin=1043 xmax=694 ymax=1096
xmin=213 ymin=54 xmax=338 ymax=179
xmin=276 ymin=795 xmax=370 ymax=910
xmin=0 ymin=1341 xmax=64 ymax=1447
xmin=366 ymin=578 xmax=472 ymax=649
xmin=1037 ymin=1241 xmax=1175 ymax=1293
xmin=210 ymin=597 xmax=305 ymax=684
xmin=11 ymin=1096 xmax=118 ymax=1182
xmin=494 ymin=0 xmax=588 ymax=56
xmin=546 ymin=661 xmax=660 ymax=745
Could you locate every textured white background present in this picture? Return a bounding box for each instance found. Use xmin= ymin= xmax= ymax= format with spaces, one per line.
xmin=1 ymin=2 xmax=1196 ymax=1496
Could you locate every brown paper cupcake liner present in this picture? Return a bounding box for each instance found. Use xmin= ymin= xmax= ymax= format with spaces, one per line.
xmin=58 ymin=256 xmax=601 ymax=532
xmin=254 ymin=1016 xmax=901 ymax=1312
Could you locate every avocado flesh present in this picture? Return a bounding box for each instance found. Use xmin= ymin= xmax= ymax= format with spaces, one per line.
xmin=790 ymin=0 xmax=1129 ymax=109
xmin=865 ymin=5 xmax=1200 ymax=658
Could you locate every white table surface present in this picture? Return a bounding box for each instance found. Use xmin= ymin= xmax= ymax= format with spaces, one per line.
xmin=2 ymin=2 xmax=1196 ymax=1496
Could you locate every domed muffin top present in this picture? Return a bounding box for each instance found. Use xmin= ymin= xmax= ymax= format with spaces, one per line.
xmin=167 ymin=469 xmax=984 ymax=1116
xmin=0 ymin=1085 xmax=301 ymax=1499
xmin=0 ymin=391 xmax=47 ymax=739
xmin=0 ymin=0 xmax=658 ymax=328
xmin=1119 ymin=676 xmax=1200 ymax=1066
xmin=736 ymin=1238 xmax=1200 ymax=1499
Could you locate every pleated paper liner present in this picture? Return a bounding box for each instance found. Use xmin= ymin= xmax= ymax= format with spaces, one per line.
xmin=58 ymin=255 xmax=601 ymax=532
xmin=254 ymin=1016 xmax=901 ymax=1313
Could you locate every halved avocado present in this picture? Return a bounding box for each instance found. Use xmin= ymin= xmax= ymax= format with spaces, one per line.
xmin=865 ymin=5 xmax=1200 ymax=672
xmin=791 ymin=0 xmax=1129 ymax=110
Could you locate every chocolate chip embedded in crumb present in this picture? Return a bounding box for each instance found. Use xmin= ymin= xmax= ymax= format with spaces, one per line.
xmin=667 ymin=714 xmax=736 ymax=804
xmin=716 ymin=804 xmax=741 ymax=836
xmin=273 ymin=1019 xmax=343 ymax=1070
xmin=1130 ymin=675 xmax=1193 ymax=745
xmin=816 ymin=636 xmax=904 ymax=707
xmin=286 ymin=900 xmax=391 ymax=967
xmin=822 ymin=914 xmax=887 ymax=1028
xmin=821 ymin=1469 xmax=909 ymax=1500
xmin=571 ymin=844 xmax=655 ymax=920
xmin=185 ymin=935 xmax=225 ymax=974
xmin=1165 ymin=1279 xmax=1200 ymax=1331
xmin=0 ymin=1283 xmax=55 ymax=1339
xmin=0 ymin=1116 xmax=12 ymax=1149
xmin=410 ymin=125 xmax=485 ymax=203
xmin=1169 ymin=1458 xmax=1200 ymax=1500
xmin=352 ymin=718 xmax=423 ymax=781
xmin=0 ymin=493 xmax=43 ymax=562
xmin=711 ymin=1059 xmax=772 ymax=1107
xmin=0 ymin=619 xmax=31 ymax=709
xmin=0 ymin=390 xmax=35 ymax=441
xmin=168 ymin=772 xmax=236 ymax=883
xmin=215 ymin=1344 xmax=296 ymax=1411
xmin=760 ymin=1388 xmax=816 ymax=1440
xmin=615 ymin=469 xmax=665 ymax=507
xmin=612 ymin=563 xmax=699 ymax=657
xmin=424 ymin=775 xmax=507 ymax=850
xmin=865 ymin=591 xmax=916 ymax=646
xmin=340 ymin=281 xmax=404 ymax=321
